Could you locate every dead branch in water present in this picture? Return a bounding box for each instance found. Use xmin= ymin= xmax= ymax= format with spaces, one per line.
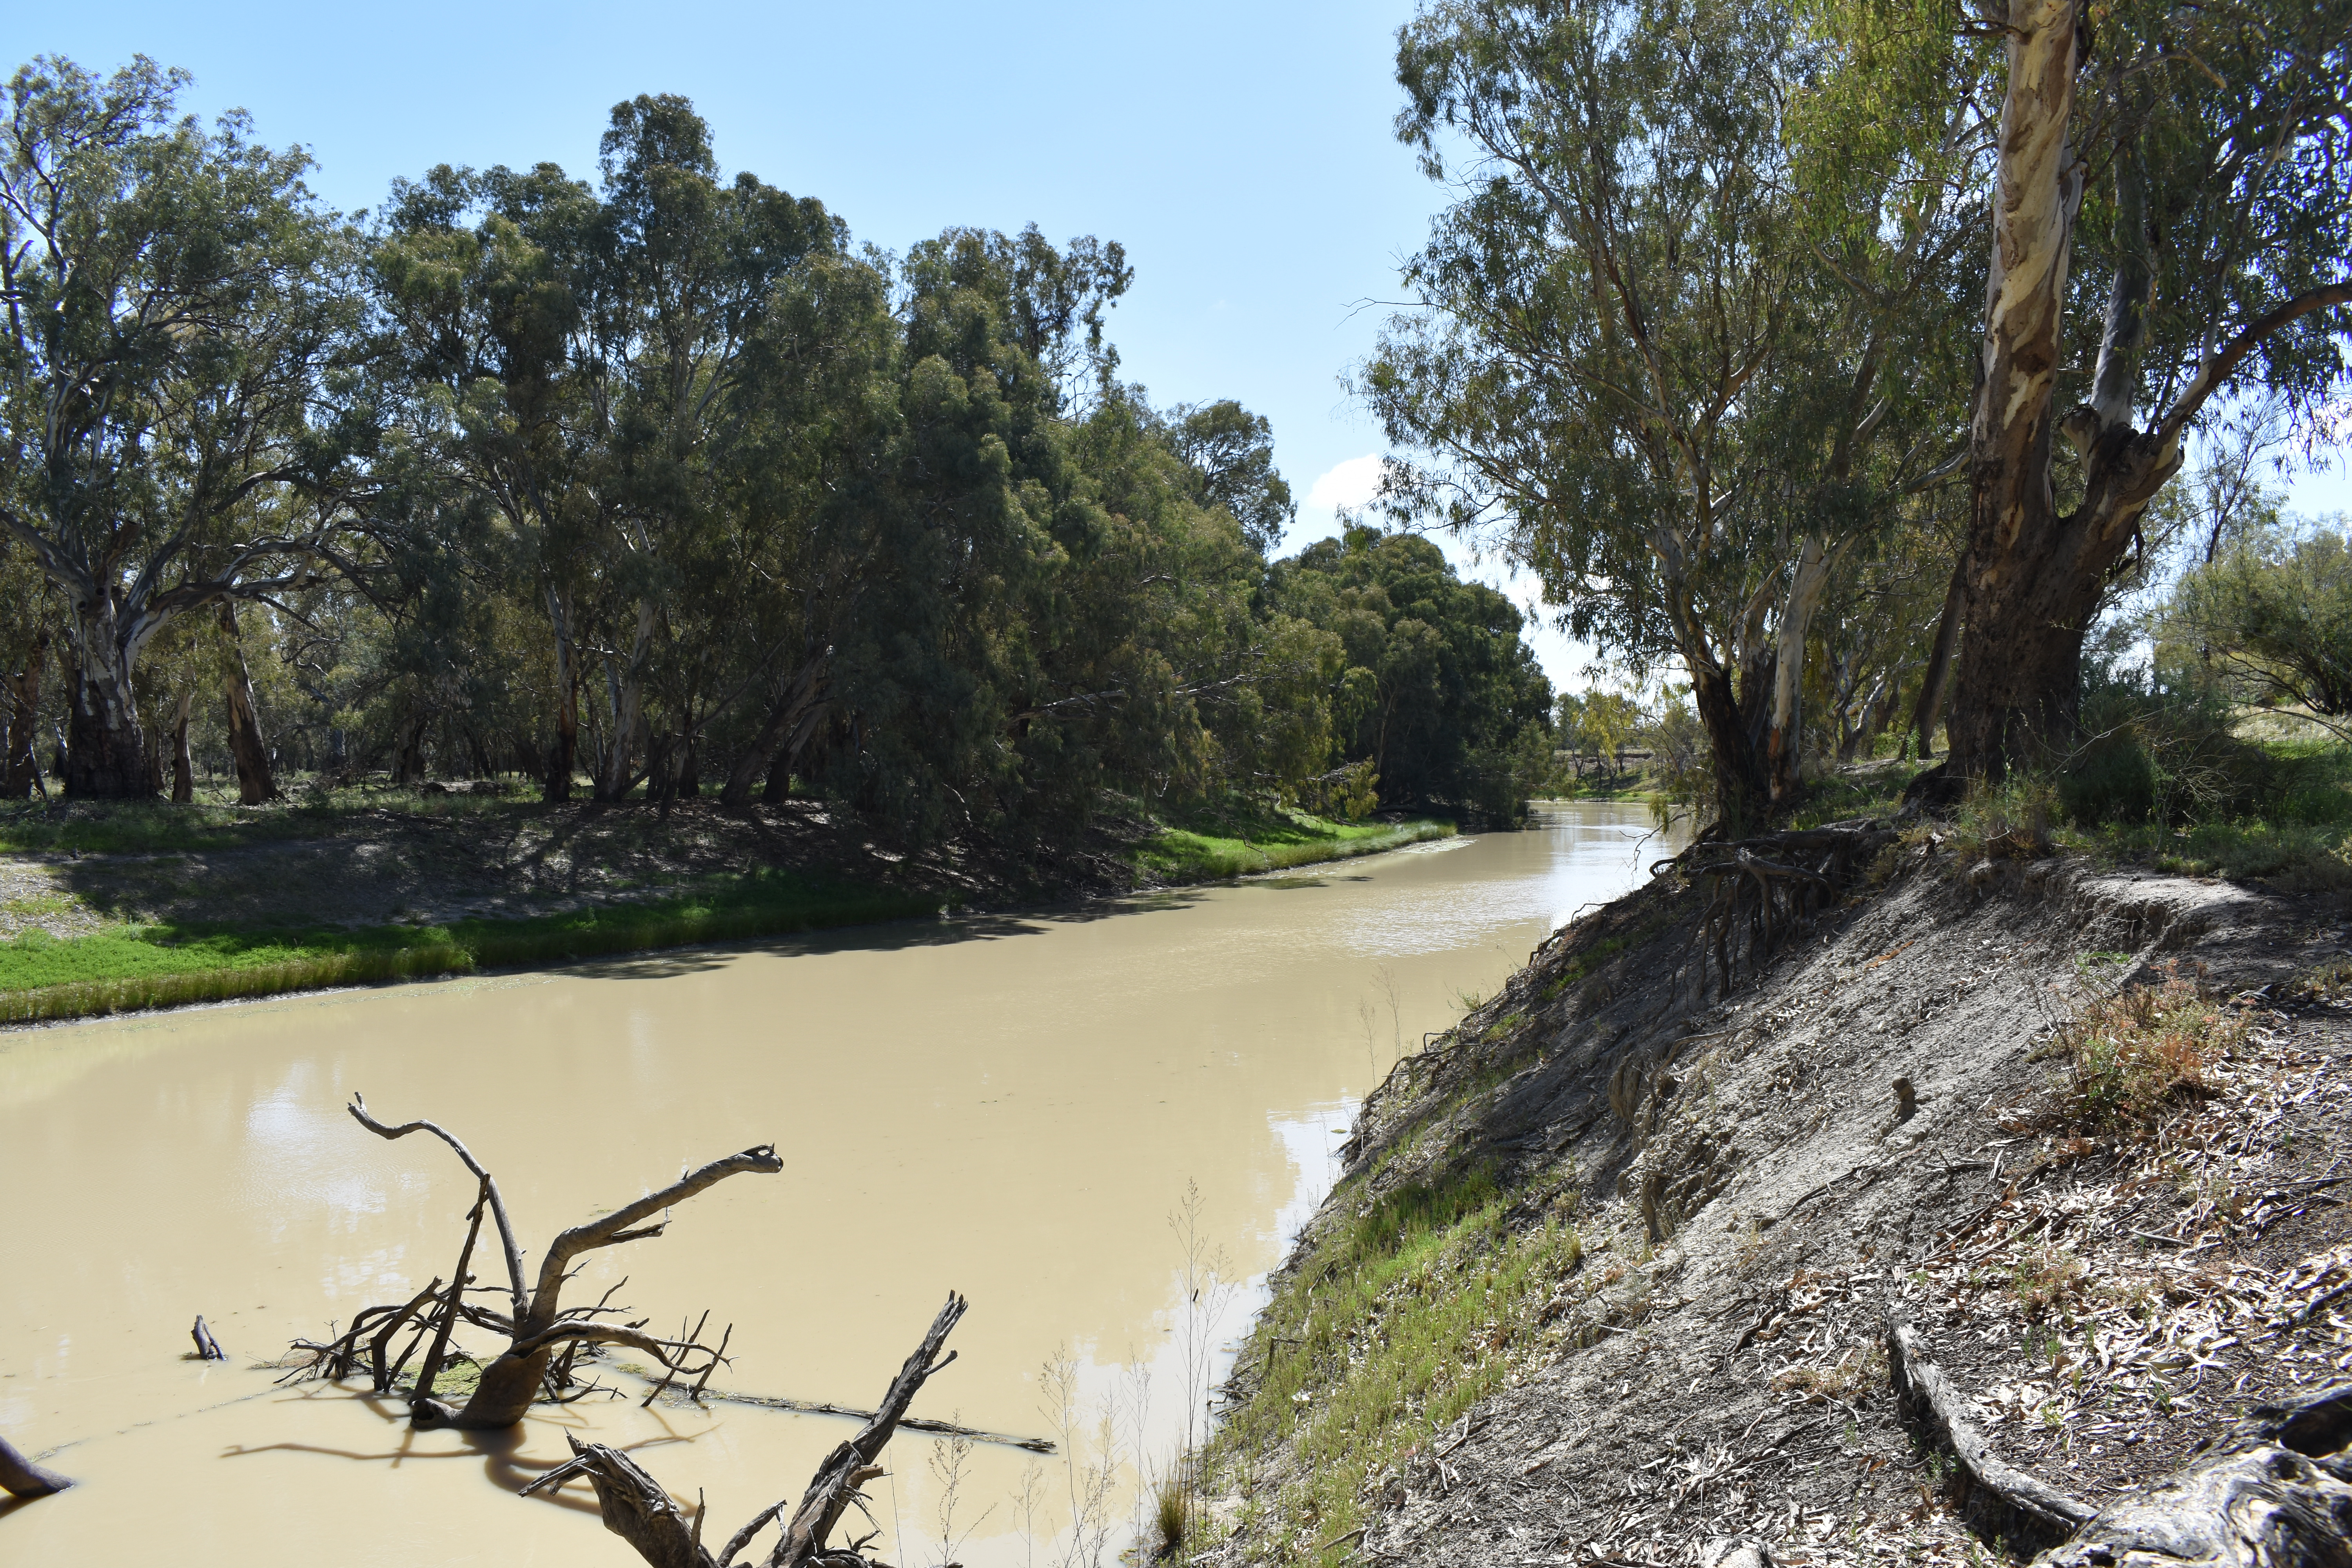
xmin=189 ymin=1315 xmax=226 ymax=1361
xmin=282 ymin=1094 xmax=779 ymax=1430
xmin=524 ymin=1292 xmax=973 ymax=1568
xmin=0 ymin=1434 xmax=72 ymax=1499
xmin=671 ymin=1386 xmax=1054 ymax=1454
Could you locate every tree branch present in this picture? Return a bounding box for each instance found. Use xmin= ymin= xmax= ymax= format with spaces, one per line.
xmin=347 ymin=1094 xmax=529 ymax=1318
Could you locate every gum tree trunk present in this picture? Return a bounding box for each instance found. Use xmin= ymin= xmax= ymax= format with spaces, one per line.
xmin=2 ymin=632 xmax=44 ymax=800
xmin=218 ymin=604 xmax=278 ymax=804
xmin=546 ymin=588 xmax=581 ymax=802
xmin=63 ymin=602 xmax=152 ymax=799
xmin=1942 ymin=3 xmax=2352 ymax=786
xmin=171 ymin=689 xmax=195 ymax=803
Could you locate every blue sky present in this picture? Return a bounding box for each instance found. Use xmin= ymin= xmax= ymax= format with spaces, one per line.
xmin=19 ymin=2 xmax=2348 ymax=696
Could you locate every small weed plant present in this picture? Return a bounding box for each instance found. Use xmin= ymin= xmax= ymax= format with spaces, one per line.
xmin=2057 ymin=963 xmax=2246 ymax=1131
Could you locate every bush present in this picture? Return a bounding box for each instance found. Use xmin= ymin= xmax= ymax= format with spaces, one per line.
xmin=2058 ymin=965 xmax=2245 ymax=1131
xmin=2057 ymin=665 xmax=2286 ymax=827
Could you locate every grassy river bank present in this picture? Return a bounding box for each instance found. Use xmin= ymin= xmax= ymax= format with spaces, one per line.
xmin=0 ymin=791 xmax=1452 ymax=1026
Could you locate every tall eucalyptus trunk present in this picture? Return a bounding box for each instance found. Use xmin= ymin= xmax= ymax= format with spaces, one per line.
xmin=2 ymin=632 xmax=45 ymax=800
xmin=218 ymin=603 xmax=278 ymax=804
xmin=62 ymin=599 xmax=152 ymax=799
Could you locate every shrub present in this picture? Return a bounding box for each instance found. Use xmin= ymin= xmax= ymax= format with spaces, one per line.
xmin=2058 ymin=965 xmax=2245 ymax=1130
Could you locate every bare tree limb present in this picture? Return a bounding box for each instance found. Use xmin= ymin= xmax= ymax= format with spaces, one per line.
xmin=530 ymin=1144 xmax=783 ymax=1329
xmin=347 ymin=1094 xmax=528 ymax=1318
xmin=1888 ymin=1316 xmax=2095 ymax=1538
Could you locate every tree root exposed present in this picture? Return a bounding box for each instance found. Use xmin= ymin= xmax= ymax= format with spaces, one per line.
xmin=2030 ymin=1380 xmax=2352 ymax=1567
xmin=1657 ymin=825 xmax=1895 ymax=998
xmin=1893 ymin=1313 xmax=2352 ymax=1563
xmin=524 ymin=1292 xmax=971 ymax=1568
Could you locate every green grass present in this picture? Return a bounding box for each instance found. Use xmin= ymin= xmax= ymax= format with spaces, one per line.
xmin=1132 ymin=802 xmax=1454 ymax=881
xmin=1206 ymin=1164 xmax=1642 ymax=1568
xmin=0 ymin=868 xmax=943 ymax=1026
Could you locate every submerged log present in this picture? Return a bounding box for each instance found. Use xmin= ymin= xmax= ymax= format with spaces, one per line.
xmin=525 ymin=1292 xmax=972 ymax=1568
xmin=0 ymin=1434 xmax=72 ymax=1499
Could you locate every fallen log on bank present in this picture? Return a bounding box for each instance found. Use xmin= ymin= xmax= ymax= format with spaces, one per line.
xmin=1887 ymin=1316 xmax=2096 ymax=1541
xmin=2030 ymin=1379 xmax=2352 ymax=1568
xmin=282 ymin=1094 xmax=777 ymax=1430
xmin=524 ymin=1292 xmax=971 ymax=1568
xmin=1893 ymin=1312 xmax=2352 ymax=1564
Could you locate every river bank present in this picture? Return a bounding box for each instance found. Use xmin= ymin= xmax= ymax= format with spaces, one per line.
xmin=0 ymin=793 xmax=1452 ymax=1025
xmin=1193 ymin=835 xmax=2352 ymax=1567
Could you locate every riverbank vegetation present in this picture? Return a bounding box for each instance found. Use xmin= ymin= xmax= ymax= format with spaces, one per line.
xmin=0 ymin=58 xmax=1557 ymax=864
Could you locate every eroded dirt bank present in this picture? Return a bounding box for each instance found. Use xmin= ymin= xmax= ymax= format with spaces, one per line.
xmin=1201 ymin=840 xmax=2352 ymax=1566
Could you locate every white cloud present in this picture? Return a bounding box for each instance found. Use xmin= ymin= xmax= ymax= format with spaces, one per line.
xmin=1306 ymin=453 xmax=1386 ymax=512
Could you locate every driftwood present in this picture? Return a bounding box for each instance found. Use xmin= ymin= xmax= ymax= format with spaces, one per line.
xmin=189 ymin=1314 xmax=227 ymax=1361
xmin=2030 ymin=1380 xmax=2352 ymax=1567
xmin=1893 ymin=1316 xmax=2352 ymax=1562
xmin=283 ymin=1094 xmax=779 ymax=1430
xmin=524 ymin=1292 xmax=971 ymax=1568
xmin=1887 ymin=1315 xmax=2096 ymax=1541
xmin=0 ymin=1434 xmax=71 ymax=1499
xmin=1658 ymin=826 xmax=1894 ymax=998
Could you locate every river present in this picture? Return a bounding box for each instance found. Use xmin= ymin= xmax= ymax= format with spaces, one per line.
xmin=0 ymin=800 xmax=1669 ymax=1565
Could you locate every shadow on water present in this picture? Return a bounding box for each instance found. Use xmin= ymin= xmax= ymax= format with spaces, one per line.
xmin=552 ymin=884 xmax=1230 ymax=983
xmin=216 ymin=1388 xmax=712 ymax=1514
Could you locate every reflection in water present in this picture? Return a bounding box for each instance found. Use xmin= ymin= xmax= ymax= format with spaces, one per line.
xmin=0 ymin=802 xmax=1670 ymax=1565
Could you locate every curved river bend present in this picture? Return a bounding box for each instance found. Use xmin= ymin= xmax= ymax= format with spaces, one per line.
xmin=0 ymin=801 xmax=1670 ymax=1565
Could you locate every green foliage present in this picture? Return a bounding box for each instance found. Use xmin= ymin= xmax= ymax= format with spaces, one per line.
xmin=1274 ymin=530 xmax=1552 ymax=818
xmin=1208 ymin=1162 xmax=1622 ymax=1567
xmin=1131 ymin=804 xmax=1452 ymax=882
xmin=2170 ymin=525 xmax=2352 ymax=727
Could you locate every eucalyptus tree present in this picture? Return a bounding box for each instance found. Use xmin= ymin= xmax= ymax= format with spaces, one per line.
xmin=1274 ymin=530 xmax=1552 ymax=815
xmin=1935 ymin=0 xmax=2352 ymax=784
xmin=1169 ymin=399 xmax=1296 ymax=555
xmin=372 ymin=96 xmax=842 ymax=800
xmin=1364 ymin=0 xmax=1969 ymax=830
xmin=0 ymin=56 xmax=379 ymax=796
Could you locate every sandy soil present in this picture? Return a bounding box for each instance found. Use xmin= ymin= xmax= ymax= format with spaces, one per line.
xmin=1204 ymin=843 xmax=2352 ymax=1566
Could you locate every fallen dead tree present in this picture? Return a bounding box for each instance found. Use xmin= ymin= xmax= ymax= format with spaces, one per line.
xmin=0 ymin=1434 xmax=71 ymax=1499
xmin=2030 ymin=1381 xmax=2352 ymax=1567
xmin=282 ymin=1094 xmax=779 ymax=1429
xmin=1887 ymin=1315 xmax=2095 ymax=1543
xmin=1893 ymin=1313 xmax=2352 ymax=1564
xmin=523 ymin=1292 xmax=970 ymax=1568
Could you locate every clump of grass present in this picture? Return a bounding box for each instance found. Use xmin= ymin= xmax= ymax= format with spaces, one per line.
xmin=2009 ymin=1244 xmax=2087 ymax=1318
xmin=1152 ymin=1470 xmax=1187 ymax=1559
xmin=1134 ymin=813 xmax=1452 ymax=881
xmin=1950 ymin=776 xmax=2059 ymax=862
xmin=1206 ymin=1165 xmax=1609 ymax=1566
xmin=2057 ymin=964 xmax=2245 ymax=1130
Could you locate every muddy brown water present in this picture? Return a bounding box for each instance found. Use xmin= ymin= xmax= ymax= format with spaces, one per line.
xmin=0 ymin=802 xmax=1672 ymax=1565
